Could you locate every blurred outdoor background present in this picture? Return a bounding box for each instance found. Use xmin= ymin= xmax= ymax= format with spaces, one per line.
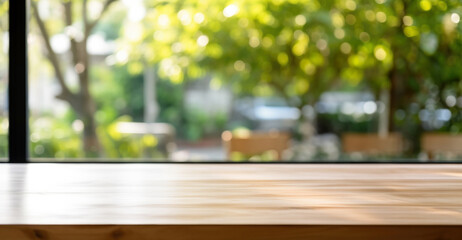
xmin=1 ymin=0 xmax=462 ymax=161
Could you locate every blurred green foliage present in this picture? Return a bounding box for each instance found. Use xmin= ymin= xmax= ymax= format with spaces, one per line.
xmin=317 ymin=112 xmax=379 ymax=134
xmin=230 ymin=150 xmax=279 ymax=161
xmin=127 ymin=0 xmax=461 ymax=110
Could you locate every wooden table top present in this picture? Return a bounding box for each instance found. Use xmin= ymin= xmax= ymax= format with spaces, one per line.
xmin=1 ymin=164 xmax=462 ymax=225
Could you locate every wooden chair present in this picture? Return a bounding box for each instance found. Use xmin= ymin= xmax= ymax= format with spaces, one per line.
xmin=342 ymin=133 xmax=404 ymax=156
xmin=222 ymin=131 xmax=290 ymax=160
xmin=421 ymin=133 xmax=462 ymax=158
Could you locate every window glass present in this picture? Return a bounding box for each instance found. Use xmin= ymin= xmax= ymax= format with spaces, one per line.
xmin=28 ymin=0 xmax=462 ymax=162
xmin=0 ymin=0 xmax=7 ymax=162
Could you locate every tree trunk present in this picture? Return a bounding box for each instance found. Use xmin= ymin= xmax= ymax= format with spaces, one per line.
xmin=144 ymin=64 xmax=159 ymax=123
xmin=387 ymin=60 xmax=399 ymax=134
xmin=76 ymin=89 xmax=101 ymax=157
xmin=82 ymin=110 xmax=100 ymax=157
xmin=378 ymin=89 xmax=390 ymax=137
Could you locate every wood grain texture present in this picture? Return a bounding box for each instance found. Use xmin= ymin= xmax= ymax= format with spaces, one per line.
xmin=2 ymin=225 xmax=462 ymax=240
xmin=1 ymin=164 xmax=462 ymax=239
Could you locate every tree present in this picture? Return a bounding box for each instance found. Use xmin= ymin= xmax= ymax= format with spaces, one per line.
xmin=31 ymin=0 xmax=117 ymax=156
xmin=342 ymin=0 xmax=462 ymax=133
xmin=131 ymin=0 xmax=461 ymax=136
xmin=125 ymin=0 xmax=344 ymax=124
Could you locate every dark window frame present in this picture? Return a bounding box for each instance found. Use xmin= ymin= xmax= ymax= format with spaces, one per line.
xmin=8 ymin=0 xmax=28 ymax=163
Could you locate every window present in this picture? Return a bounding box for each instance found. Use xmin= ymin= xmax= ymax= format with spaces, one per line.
xmin=0 ymin=0 xmax=6 ymax=162
xmin=6 ymin=0 xmax=462 ymax=162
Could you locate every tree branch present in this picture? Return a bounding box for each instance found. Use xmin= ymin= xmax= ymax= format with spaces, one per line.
xmin=86 ymin=0 xmax=117 ymax=36
xmin=83 ymin=0 xmax=89 ymax=30
xmin=78 ymin=0 xmax=91 ymax=99
xmin=31 ymin=2 xmax=76 ymax=103
xmin=63 ymin=2 xmax=82 ymax=69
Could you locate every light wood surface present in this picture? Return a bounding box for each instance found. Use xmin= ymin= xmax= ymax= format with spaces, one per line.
xmin=1 ymin=164 xmax=462 ymax=239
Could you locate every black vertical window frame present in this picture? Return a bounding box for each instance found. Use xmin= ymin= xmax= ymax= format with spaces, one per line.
xmin=8 ymin=0 xmax=29 ymax=163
